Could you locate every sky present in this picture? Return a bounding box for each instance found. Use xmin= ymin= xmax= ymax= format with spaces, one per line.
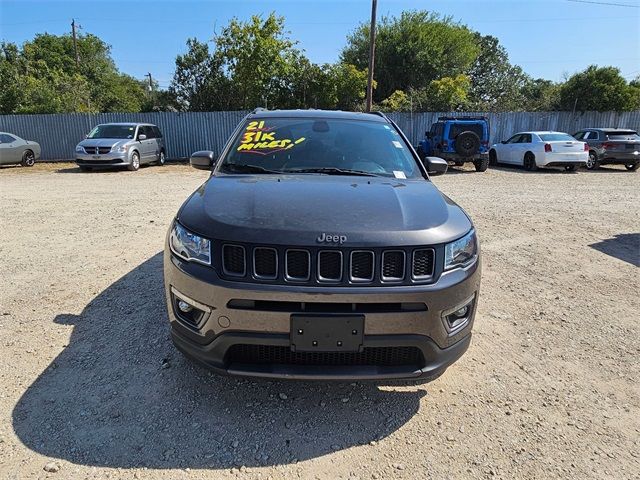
xmin=0 ymin=0 xmax=639 ymax=89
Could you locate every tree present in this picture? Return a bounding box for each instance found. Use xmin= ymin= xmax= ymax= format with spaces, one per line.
xmin=466 ymin=33 xmax=529 ymax=111
xmin=520 ymin=78 xmax=560 ymax=111
xmin=341 ymin=10 xmax=479 ymax=102
xmin=0 ymin=33 xmax=148 ymax=114
xmin=558 ymin=66 xmax=639 ymax=111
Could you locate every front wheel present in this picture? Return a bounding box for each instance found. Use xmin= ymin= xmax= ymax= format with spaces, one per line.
xmin=489 ymin=150 xmax=498 ymax=166
xmin=156 ymin=150 xmax=166 ymax=166
xmin=625 ymin=163 xmax=639 ymax=171
xmin=474 ymin=157 xmax=489 ymax=172
xmin=21 ymin=150 xmax=35 ymax=167
xmin=524 ymin=152 xmax=537 ymax=171
xmin=128 ymin=152 xmax=140 ymax=171
xmin=586 ymin=152 xmax=599 ymax=170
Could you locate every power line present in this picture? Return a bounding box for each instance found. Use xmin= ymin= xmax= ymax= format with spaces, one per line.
xmin=565 ymin=0 xmax=639 ymax=7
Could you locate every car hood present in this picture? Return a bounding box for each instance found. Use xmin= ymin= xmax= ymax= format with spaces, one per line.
xmin=177 ymin=175 xmax=472 ymax=247
xmin=78 ymin=138 xmax=129 ymax=148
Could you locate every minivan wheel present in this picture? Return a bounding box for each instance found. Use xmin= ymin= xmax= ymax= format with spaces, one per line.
xmin=524 ymin=152 xmax=537 ymax=171
xmin=625 ymin=162 xmax=639 ymax=171
xmin=128 ymin=152 xmax=140 ymax=171
xmin=586 ymin=152 xmax=599 ymax=170
xmin=21 ymin=150 xmax=35 ymax=167
xmin=157 ymin=151 xmax=166 ymax=166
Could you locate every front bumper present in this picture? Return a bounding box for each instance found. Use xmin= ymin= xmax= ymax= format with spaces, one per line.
xmin=76 ymin=151 xmax=130 ymax=167
xmin=163 ymin=246 xmax=481 ymax=381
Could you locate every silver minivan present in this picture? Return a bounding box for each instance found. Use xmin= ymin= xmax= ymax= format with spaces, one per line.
xmin=75 ymin=123 xmax=166 ymax=171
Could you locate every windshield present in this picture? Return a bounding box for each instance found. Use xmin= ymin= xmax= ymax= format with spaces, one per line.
xmin=605 ymin=131 xmax=639 ymax=140
xmin=219 ymin=118 xmax=423 ymax=179
xmin=538 ymin=133 xmax=575 ymax=142
xmin=87 ymin=124 xmax=136 ymax=139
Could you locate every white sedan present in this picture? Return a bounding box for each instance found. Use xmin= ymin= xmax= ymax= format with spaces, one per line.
xmin=489 ymin=131 xmax=588 ymax=171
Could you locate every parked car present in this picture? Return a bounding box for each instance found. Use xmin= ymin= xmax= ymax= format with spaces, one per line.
xmin=75 ymin=123 xmax=166 ymax=171
xmin=164 ymin=109 xmax=481 ymax=382
xmin=0 ymin=132 xmax=41 ymax=167
xmin=416 ymin=116 xmax=490 ymax=172
xmin=573 ymin=128 xmax=639 ymax=171
xmin=489 ymin=131 xmax=588 ymax=171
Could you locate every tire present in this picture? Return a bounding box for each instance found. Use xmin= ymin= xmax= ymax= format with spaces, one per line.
xmin=20 ymin=150 xmax=35 ymax=167
xmin=474 ymin=157 xmax=489 ymax=172
xmin=489 ymin=149 xmax=498 ymax=166
xmin=586 ymin=151 xmax=599 ymax=170
xmin=625 ymin=162 xmax=639 ymax=171
xmin=454 ymin=131 xmax=481 ymax=156
xmin=524 ymin=152 xmax=537 ymax=171
xmin=128 ymin=151 xmax=140 ymax=171
xmin=564 ymin=165 xmax=576 ymax=172
xmin=156 ymin=150 xmax=166 ymax=166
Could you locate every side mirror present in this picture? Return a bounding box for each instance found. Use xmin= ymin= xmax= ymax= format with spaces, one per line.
xmin=190 ymin=150 xmax=216 ymax=170
xmin=424 ymin=156 xmax=448 ymax=176
xmin=138 ymin=134 xmax=147 ymax=141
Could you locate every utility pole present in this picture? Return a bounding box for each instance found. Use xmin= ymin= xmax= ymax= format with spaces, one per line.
xmin=145 ymin=72 xmax=153 ymax=92
xmin=71 ymin=19 xmax=79 ymax=68
xmin=365 ymin=0 xmax=377 ymax=112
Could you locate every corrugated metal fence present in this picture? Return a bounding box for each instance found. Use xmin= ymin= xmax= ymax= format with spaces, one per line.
xmin=1 ymin=110 xmax=639 ymax=161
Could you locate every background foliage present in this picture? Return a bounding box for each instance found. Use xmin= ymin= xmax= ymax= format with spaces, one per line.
xmin=1 ymin=10 xmax=639 ymax=114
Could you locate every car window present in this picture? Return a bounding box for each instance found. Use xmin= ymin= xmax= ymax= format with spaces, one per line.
xmin=538 ymin=133 xmax=576 ymax=142
xmin=142 ymin=126 xmax=155 ymax=139
xmin=573 ymin=131 xmax=585 ymax=140
xmin=605 ymin=131 xmax=640 ymax=140
xmin=153 ymin=126 xmax=163 ymax=138
xmin=448 ymin=123 xmax=483 ymax=139
xmin=88 ymin=125 xmax=136 ymax=139
xmin=506 ymin=134 xmax=522 ymax=144
xmin=0 ymin=134 xmax=17 ymax=143
xmin=518 ymin=134 xmax=532 ymax=143
xmin=587 ymin=131 xmax=599 ymax=140
xmin=220 ymin=117 xmax=423 ymax=179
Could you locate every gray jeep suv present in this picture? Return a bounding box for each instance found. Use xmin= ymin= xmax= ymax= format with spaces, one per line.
xmin=164 ymin=109 xmax=481 ymax=381
xmin=75 ymin=122 xmax=166 ymax=171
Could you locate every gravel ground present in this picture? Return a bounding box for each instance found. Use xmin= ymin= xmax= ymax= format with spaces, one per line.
xmin=0 ymin=162 xmax=638 ymax=480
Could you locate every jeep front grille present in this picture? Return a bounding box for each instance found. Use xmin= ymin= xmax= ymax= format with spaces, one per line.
xmin=227 ymin=344 xmax=423 ymax=367
xmin=219 ymin=243 xmax=436 ymax=286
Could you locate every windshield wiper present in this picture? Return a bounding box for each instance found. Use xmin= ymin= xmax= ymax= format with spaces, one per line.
xmin=283 ymin=167 xmax=382 ymax=177
xmin=221 ymin=164 xmax=282 ymax=174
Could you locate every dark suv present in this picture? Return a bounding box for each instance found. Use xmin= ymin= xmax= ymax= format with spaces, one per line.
xmin=164 ymin=109 xmax=481 ymax=381
xmin=417 ymin=116 xmax=490 ymax=172
xmin=573 ymin=128 xmax=639 ymax=171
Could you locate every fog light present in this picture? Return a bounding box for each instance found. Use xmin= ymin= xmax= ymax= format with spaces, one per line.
xmin=442 ymin=295 xmax=476 ymax=334
xmin=177 ymin=300 xmax=193 ymax=313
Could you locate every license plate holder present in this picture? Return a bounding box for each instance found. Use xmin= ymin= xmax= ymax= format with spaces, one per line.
xmin=290 ymin=315 xmax=364 ymax=352
xmin=92 ymin=155 xmax=101 ymax=159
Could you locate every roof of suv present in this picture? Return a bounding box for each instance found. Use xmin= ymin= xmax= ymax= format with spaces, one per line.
xmin=98 ymin=122 xmax=157 ymax=127
xmin=583 ymin=127 xmax=637 ymax=132
xmin=247 ymin=109 xmax=388 ymax=123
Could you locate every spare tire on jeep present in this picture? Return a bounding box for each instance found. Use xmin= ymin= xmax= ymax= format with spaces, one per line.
xmin=455 ymin=131 xmax=481 ymax=156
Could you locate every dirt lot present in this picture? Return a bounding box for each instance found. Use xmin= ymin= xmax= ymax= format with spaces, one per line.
xmin=0 ymin=162 xmax=638 ymax=480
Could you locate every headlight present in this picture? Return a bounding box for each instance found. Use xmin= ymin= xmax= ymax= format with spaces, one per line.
xmin=444 ymin=229 xmax=477 ymax=270
xmin=75 ymin=145 xmax=84 ymax=153
xmin=169 ymin=222 xmax=211 ymax=265
xmin=116 ymin=145 xmax=127 ymax=153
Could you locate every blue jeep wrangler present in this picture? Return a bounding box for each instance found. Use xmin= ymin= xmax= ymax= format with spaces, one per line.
xmin=416 ymin=116 xmax=490 ymax=172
